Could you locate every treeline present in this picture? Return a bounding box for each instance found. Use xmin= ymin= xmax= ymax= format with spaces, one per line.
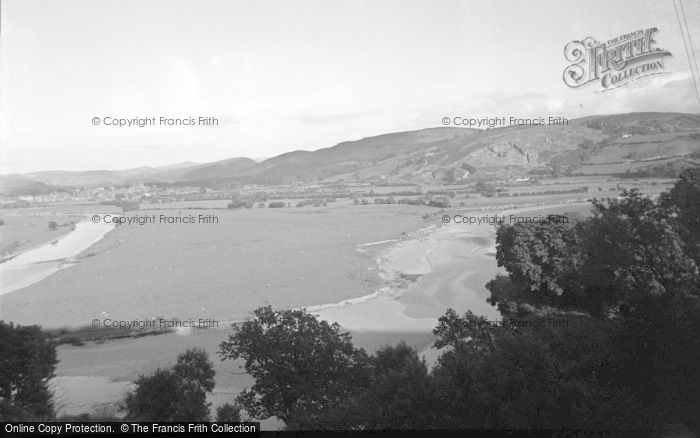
xmin=99 ymin=199 xmax=140 ymax=212
xmin=585 ymin=114 xmax=700 ymax=135
xmin=496 ymin=186 xmax=589 ymax=197
xmin=226 ymin=193 xmax=453 ymax=209
xmin=350 ymin=195 xmax=451 ymax=208
xmin=614 ymin=163 xmax=693 ymax=179
xmin=225 ymin=189 xmax=429 ymax=209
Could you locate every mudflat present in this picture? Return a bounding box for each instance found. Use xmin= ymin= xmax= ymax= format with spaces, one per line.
xmin=0 ymin=204 xmax=429 ymax=328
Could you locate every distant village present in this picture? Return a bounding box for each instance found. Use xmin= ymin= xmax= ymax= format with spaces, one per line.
xmin=0 ymin=182 xmax=226 ymax=208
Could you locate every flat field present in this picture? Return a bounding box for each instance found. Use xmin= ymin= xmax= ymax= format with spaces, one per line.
xmin=0 ymin=211 xmax=79 ymax=259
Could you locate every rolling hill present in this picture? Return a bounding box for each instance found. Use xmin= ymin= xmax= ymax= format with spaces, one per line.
xmin=175 ymin=112 xmax=700 ymax=186
xmin=0 ymin=175 xmax=68 ymax=197
xmin=21 ymin=168 xmax=161 ymax=187
xmin=158 ymin=157 xmax=258 ymax=182
xmin=5 ymin=112 xmax=700 ymax=193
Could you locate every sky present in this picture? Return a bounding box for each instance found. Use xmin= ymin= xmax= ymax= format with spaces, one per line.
xmin=1 ymin=0 xmax=699 ymax=173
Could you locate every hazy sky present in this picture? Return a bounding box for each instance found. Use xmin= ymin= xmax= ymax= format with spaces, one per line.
xmin=1 ymin=0 xmax=699 ymax=173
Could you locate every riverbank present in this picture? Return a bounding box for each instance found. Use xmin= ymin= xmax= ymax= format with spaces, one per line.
xmin=43 ymin=202 xmax=592 ymax=424
xmin=312 ymin=201 xmax=594 ymax=362
xmin=0 ymin=213 xmax=79 ymax=262
xmin=48 ymin=206 xmax=503 ymax=421
xmin=311 ymin=217 xmax=503 ymax=361
xmin=0 ymin=217 xmax=116 ymax=296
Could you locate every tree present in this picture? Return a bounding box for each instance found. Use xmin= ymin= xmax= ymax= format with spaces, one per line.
xmin=252 ymin=192 xmax=269 ymax=203
xmin=48 ymin=221 xmax=57 ymax=231
xmin=216 ymin=403 xmax=242 ymax=422
xmin=483 ymin=178 xmax=700 ymax=432
xmin=660 ymin=168 xmax=700 ymax=264
xmin=428 ymin=197 xmax=450 ymax=208
xmin=352 ymin=342 xmax=435 ymax=429
xmin=124 ymin=347 xmax=215 ymax=421
xmin=0 ymin=322 xmax=57 ymax=420
xmin=474 ymin=182 xmax=496 ymax=197
xmin=124 ymin=369 xmax=179 ymax=421
xmin=218 ymin=306 xmax=369 ymax=429
xmin=228 ymin=192 xmax=253 ymax=209
xmin=172 ymin=347 xmax=216 ymax=421
xmin=492 ymin=216 xmax=583 ymax=310
xmin=578 ymin=190 xmax=697 ymax=316
xmin=430 ymin=310 xmax=645 ymax=429
xmin=492 ymin=189 xmax=698 ymax=317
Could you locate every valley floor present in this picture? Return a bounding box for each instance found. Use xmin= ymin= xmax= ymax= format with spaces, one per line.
xmin=31 ymin=200 xmax=593 ymax=426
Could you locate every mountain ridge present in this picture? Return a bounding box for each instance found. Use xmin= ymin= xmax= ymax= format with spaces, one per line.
xmin=3 ymin=112 xmax=699 ymax=192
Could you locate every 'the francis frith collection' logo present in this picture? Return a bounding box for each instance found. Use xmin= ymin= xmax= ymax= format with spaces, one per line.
xmin=563 ymin=28 xmax=672 ymax=91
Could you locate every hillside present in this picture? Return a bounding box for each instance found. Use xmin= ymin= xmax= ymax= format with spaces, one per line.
xmin=229 ymin=127 xmax=480 ymax=185
xmin=22 ymin=168 xmax=161 ymax=187
xmin=159 ymin=157 xmax=258 ymax=182
xmin=179 ymin=112 xmax=700 ymax=186
xmin=0 ymin=175 xmax=66 ymax=196
xmin=7 ymin=112 xmax=700 ymax=191
xmin=16 ymin=158 xmax=255 ymax=188
xmin=155 ymin=161 xmax=200 ymax=171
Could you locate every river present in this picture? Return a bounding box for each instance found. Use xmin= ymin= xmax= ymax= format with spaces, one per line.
xmin=0 ymin=217 xmax=116 ymax=296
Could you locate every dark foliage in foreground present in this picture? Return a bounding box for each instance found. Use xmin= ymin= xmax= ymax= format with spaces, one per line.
xmin=0 ymin=322 xmax=57 ymax=421
xmin=481 ymin=168 xmax=700 ymax=432
xmin=215 ymin=402 xmax=243 ymax=422
xmin=124 ymin=347 xmax=215 ymax=421
xmin=220 ymin=169 xmax=700 ymax=432
xmin=218 ymin=306 xmax=370 ymax=428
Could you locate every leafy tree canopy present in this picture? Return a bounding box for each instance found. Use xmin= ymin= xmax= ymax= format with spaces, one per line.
xmin=218 ymin=306 xmax=369 ymax=428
